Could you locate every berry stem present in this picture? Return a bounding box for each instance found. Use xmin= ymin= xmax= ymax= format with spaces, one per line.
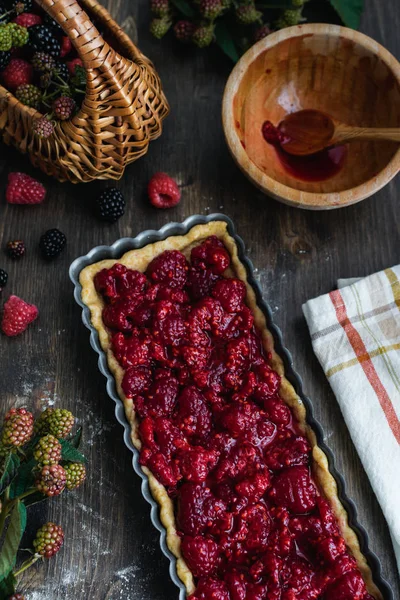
xmin=0 ymin=488 xmax=38 ymax=537
xmin=13 ymin=554 xmax=41 ymax=578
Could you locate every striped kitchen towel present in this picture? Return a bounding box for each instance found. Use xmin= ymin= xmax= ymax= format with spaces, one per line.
xmin=302 ymin=266 xmax=400 ymax=574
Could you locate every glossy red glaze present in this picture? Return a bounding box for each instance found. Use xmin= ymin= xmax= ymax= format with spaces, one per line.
xmin=96 ymin=237 xmax=371 ymax=600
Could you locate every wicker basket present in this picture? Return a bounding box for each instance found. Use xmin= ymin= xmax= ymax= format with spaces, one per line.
xmin=0 ymin=0 xmax=169 ymax=183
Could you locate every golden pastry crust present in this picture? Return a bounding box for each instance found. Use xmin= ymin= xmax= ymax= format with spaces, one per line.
xmin=80 ymin=221 xmax=382 ymax=600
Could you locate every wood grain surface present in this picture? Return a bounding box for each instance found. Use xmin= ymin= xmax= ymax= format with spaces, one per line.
xmin=0 ymin=0 xmax=399 ymax=597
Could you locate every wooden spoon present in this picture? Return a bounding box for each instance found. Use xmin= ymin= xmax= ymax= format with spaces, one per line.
xmin=278 ymin=109 xmax=400 ymax=156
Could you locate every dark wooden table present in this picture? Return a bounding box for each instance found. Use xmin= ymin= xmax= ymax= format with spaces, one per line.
xmin=0 ymin=0 xmax=399 ymax=597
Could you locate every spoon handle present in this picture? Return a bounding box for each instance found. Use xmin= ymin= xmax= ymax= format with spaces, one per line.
xmin=334 ymin=126 xmax=400 ymax=144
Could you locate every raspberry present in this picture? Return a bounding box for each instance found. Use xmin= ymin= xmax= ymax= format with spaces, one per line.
xmin=186 ymin=267 xmax=220 ymax=300
xmin=121 ymin=365 xmax=152 ymax=398
xmin=0 ymin=269 xmax=8 ymax=291
xmin=33 ymin=434 xmax=62 ymax=466
xmin=28 ymin=25 xmax=61 ymax=57
xmin=177 ymin=446 xmax=219 ymax=483
xmin=181 ymin=535 xmax=220 ymax=578
xmin=235 ymin=4 xmax=262 ymax=24
xmin=150 ymin=0 xmax=170 ymax=17
xmin=191 ymin=236 xmax=230 ymax=274
xmin=148 ymin=172 xmax=181 ymax=208
xmin=264 ymin=434 xmax=311 ymax=471
xmin=200 ymin=0 xmax=224 ymax=20
xmin=31 ymin=51 xmax=55 ymax=73
xmin=1 ymin=407 xmax=34 ymax=447
xmin=52 ymin=95 xmax=75 ymax=120
xmin=8 ymin=23 xmax=29 ymax=47
xmin=64 ymin=462 xmax=86 ymax=490
xmin=1 ymin=295 xmax=38 ymax=337
xmin=174 ymin=386 xmax=212 ymax=442
xmin=36 ymin=464 xmax=66 ymax=496
xmin=0 ymin=50 xmax=11 ymax=69
xmin=95 ymin=188 xmax=125 ymax=223
xmin=33 ymin=116 xmax=54 ymax=139
xmin=33 ymin=522 xmax=64 ymax=558
xmin=13 ymin=12 xmax=42 ymax=27
xmin=15 ymin=83 xmax=41 ymax=108
xmin=173 ymin=20 xmax=195 ymax=43
xmin=60 ymin=36 xmax=72 ymax=57
xmin=192 ymin=24 xmax=214 ymax=48
xmin=1 ymin=58 xmax=33 ymax=91
xmin=0 ymin=24 xmax=12 ymax=51
xmin=5 ymin=240 xmax=25 ymax=258
xmin=147 ymin=250 xmax=188 ymax=289
xmin=66 ymin=57 xmax=82 ymax=76
xmin=35 ymin=408 xmax=75 ymax=438
xmin=270 ymin=466 xmax=317 ymax=514
xmin=212 ymin=278 xmax=246 ymax=312
xmin=39 ymin=228 xmax=66 ymax=259
xmin=149 ymin=17 xmax=172 ymax=39
xmin=189 ymin=578 xmax=230 ymax=600
xmin=254 ymin=23 xmax=271 ymax=42
xmin=6 ymin=172 xmax=46 ymax=205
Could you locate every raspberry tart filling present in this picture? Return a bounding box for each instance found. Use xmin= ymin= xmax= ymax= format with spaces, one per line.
xmin=81 ymin=222 xmax=380 ymax=600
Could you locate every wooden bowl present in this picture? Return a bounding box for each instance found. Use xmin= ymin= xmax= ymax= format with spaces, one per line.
xmin=222 ymin=24 xmax=400 ymax=209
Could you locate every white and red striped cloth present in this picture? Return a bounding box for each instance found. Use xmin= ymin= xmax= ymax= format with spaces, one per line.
xmin=303 ymin=266 xmax=400 ymax=574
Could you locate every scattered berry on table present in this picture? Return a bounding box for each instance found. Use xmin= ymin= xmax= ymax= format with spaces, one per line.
xmin=1 ymin=407 xmax=34 ymax=446
xmin=200 ymin=0 xmax=224 ymax=20
xmin=66 ymin=57 xmax=82 ymax=76
xmin=33 ymin=116 xmax=54 ymax=138
xmin=52 ymin=95 xmax=75 ymax=120
xmin=5 ymin=240 xmax=25 ymax=259
xmin=33 ymin=434 xmax=62 ymax=466
xmin=173 ymin=20 xmax=195 ymax=43
xmin=31 ymin=51 xmax=55 ymax=73
xmin=15 ymin=82 xmax=41 ymax=108
xmin=13 ymin=12 xmax=42 ymax=27
xmin=6 ymin=172 xmax=46 ymax=204
xmin=35 ymin=407 xmax=75 ymax=438
xmin=28 ymin=24 xmax=61 ymax=57
xmin=8 ymin=23 xmax=29 ymax=47
xmin=0 ymin=24 xmax=13 ymax=52
xmin=33 ymin=522 xmax=64 ymax=558
xmin=60 ymin=35 xmax=72 ymax=58
xmin=253 ymin=23 xmax=271 ymax=42
xmin=235 ymin=3 xmax=262 ymax=24
xmin=0 ymin=50 xmax=11 ymax=70
xmin=150 ymin=0 xmax=170 ymax=18
xmin=0 ymin=268 xmax=8 ymax=291
xmin=1 ymin=58 xmax=33 ymax=91
xmin=95 ymin=188 xmax=125 ymax=223
xmin=65 ymin=462 xmax=86 ymax=490
xmin=149 ymin=17 xmax=172 ymax=39
xmin=148 ymin=172 xmax=181 ymax=208
xmin=7 ymin=594 xmax=25 ymax=600
xmin=39 ymin=228 xmax=67 ymax=259
xmin=36 ymin=464 xmax=66 ymax=497
xmin=1 ymin=294 xmax=37 ymax=336
xmin=192 ymin=24 xmax=214 ymax=48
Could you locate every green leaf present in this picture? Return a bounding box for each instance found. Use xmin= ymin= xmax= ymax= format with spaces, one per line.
xmin=60 ymin=439 xmax=86 ymax=464
xmin=215 ymin=20 xmax=240 ymax=63
xmin=329 ymin=0 xmax=364 ymax=29
xmin=0 ymin=571 xmax=16 ymax=599
xmin=68 ymin=427 xmax=82 ymax=449
xmin=0 ymin=501 xmax=27 ymax=582
xmin=0 ymin=454 xmax=20 ymax=496
xmin=9 ymin=458 xmax=37 ymax=500
xmin=170 ymin=0 xmax=196 ymax=17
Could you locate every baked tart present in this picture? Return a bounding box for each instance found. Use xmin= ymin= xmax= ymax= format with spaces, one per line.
xmin=79 ymin=221 xmax=383 ymax=600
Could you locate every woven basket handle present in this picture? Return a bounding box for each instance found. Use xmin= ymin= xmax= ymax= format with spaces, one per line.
xmin=35 ymin=0 xmax=142 ymax=68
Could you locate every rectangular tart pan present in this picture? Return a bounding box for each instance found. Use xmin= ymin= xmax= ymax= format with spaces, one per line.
xmin=69 ymin=213 xmax=393 ymax=600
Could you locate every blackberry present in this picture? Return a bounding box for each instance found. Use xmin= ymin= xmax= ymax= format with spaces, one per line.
xmin=235 ymin=4 xmax=262 ymax=25
xmin=0 ymin=268 xmax=8 ymax=291
xmin=0 ymin=50 xmax=10 ymax=69
xmin=2 ymin=407 xmax=34 ymax=447
xmin=8 ymin=594 xmax=25 ymax=600
xmin=33 ymin=434 xmax=62 ymax=466
xmin=4 ymin=0 xmax=33 ymax=12
xmin=15 ymin=83 xmax=41 ymax=108
xmin=43 ymin=13 xmax=64 ymax=35
xmin=39 ymin=228 xmax=66 ymax=259
xmin=54 ymin=60 xmax=69 ymax=82
xmin=65 ymin=462 xmax=86 ymax=490
xmin=36 ymin=464 xmax=66 ymax=496
xmin=192 ymin=24 xmax=214 ymax=47
xmin=8 ymin=22 xmax=28 ymax=47
xmin=149 ymin=17 xmax=172 ymax=39
xmin=33 ymin=116 xmax=54 ymax=138
xmin=173 ymin=20 xmax=195 ymax=43
xmin=0 ymin=24 xmax=12 ymax=51
xmin=28 ymin=25 xmax=61 ymax=57
xmin=95 ymin=188 xmax=125 ymax=223
xmin=6 ymin=240 xmax=25 ymax=259
xmin=33 ymin=522 xmax=64 ymax=558
xmin=53 ymin=95 xmax=75 ymax=120
xmin=35 ymin=407 xmax=74 ymax=438
xmin=32 ymin=51 xmax=56 ymax=73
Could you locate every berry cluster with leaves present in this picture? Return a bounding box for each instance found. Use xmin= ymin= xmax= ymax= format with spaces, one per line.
xmin=0 ymin=406 xmax=87 ymax=598
xmin=149 ymin=0 xmax=307 ymax=58
xmin=0 ymin=0 xmax=87 ymax=139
